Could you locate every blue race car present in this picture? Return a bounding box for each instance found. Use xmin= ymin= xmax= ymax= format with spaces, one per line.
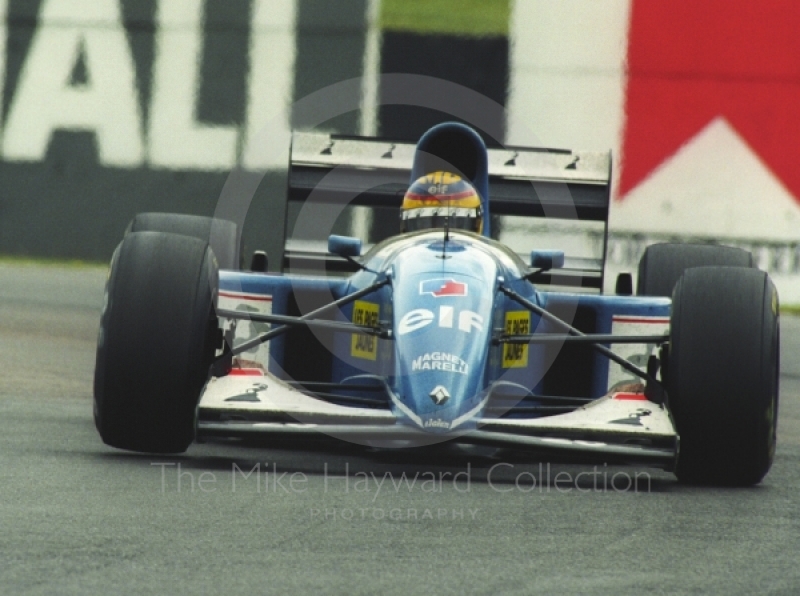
xmin=93 ymin=122 xmax=780 ymax=486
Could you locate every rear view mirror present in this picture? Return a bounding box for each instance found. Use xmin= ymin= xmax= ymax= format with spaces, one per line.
xmin=530 ymin=250 xmax=565 ymax=270
xmin=328 ymin=235 xmax=362 ymax=258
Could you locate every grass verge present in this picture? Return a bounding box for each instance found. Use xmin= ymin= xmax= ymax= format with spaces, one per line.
xmin=380 ymin=0 xmax=509 ymax=37
xmin=0 ymin=255 xmax=106 ymax=269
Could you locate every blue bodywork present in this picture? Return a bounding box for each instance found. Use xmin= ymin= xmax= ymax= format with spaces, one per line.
xmin=219 ymin=230 xmax=669 ymax=433
xmin=218 ymin=122 xmax=670 ymax=434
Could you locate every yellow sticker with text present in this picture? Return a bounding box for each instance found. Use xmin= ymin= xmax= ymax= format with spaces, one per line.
xmin=351 ymin=301 xmax=379 ymax=360
xmin=502 ymin=311 xmax=530 ymax=368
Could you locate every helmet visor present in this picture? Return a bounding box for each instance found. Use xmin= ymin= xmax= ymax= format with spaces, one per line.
xmin=401 ymin=206 xmax=481 ymax=233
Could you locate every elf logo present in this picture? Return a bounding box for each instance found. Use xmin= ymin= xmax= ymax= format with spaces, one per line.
xmin=419 ymin=278 xmax=468 ymax=298
xmin=397 ymin=307 xmax=483 ymax=336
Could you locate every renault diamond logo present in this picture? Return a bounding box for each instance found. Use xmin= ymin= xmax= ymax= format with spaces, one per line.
xmin=429 ymin=385 xmax=450 ymax=405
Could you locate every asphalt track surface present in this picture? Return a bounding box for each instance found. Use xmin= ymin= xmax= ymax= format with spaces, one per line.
xmin=1 ymin=263 xmax=799 ymax=595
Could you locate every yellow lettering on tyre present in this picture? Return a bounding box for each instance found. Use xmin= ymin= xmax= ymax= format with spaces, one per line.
xmin=502 ymin=311 xmax=530 ymax=368
xmin=351 ymin=301 xmax=379 ymax=360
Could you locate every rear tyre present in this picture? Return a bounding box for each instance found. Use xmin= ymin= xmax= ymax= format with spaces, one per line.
xmin=637 ymin=243 xmax=754 ymax=297
xmin=128 ymin=212 xmax=239 ymax=270
xmin=668 ymin=267 xmax=779 ymax=485
xmin=94 ymin=231 xmax=220 ymax=453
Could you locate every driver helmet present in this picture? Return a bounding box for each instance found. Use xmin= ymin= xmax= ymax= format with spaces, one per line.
xmin=400 ymin=171 xmax=483 ymax=234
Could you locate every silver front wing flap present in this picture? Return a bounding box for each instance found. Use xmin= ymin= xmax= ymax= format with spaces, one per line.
xmin=196 ymin=372 xmax=678 ymax=469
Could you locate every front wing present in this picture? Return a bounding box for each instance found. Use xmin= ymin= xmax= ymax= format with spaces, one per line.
xmin=196 ymin=371 xmax=678 ymax=469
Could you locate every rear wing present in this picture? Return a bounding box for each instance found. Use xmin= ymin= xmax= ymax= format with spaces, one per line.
xmin=284 ymin=131 xmax=612 ymax=290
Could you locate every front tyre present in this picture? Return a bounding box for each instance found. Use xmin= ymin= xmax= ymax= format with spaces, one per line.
xmin=668 ymin=267 xmax=779 ymax=485
xmin=94 ymin=231 xmax=220 ymax=453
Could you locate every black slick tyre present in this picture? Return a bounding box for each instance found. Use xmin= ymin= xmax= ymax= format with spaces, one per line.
xmin=93 ymin=231 xmax=220 ymax=453
xmin=637 ymin=243 xmax=754 ymax=297
xmin=667 ymin=267 xmax=779 ymax=485
xmin=128 ymin=212 xmax=239 ymax=270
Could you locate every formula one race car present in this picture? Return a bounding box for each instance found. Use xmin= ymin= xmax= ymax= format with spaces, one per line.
xmin=93 ymin=122 xmax=779 ymax=486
